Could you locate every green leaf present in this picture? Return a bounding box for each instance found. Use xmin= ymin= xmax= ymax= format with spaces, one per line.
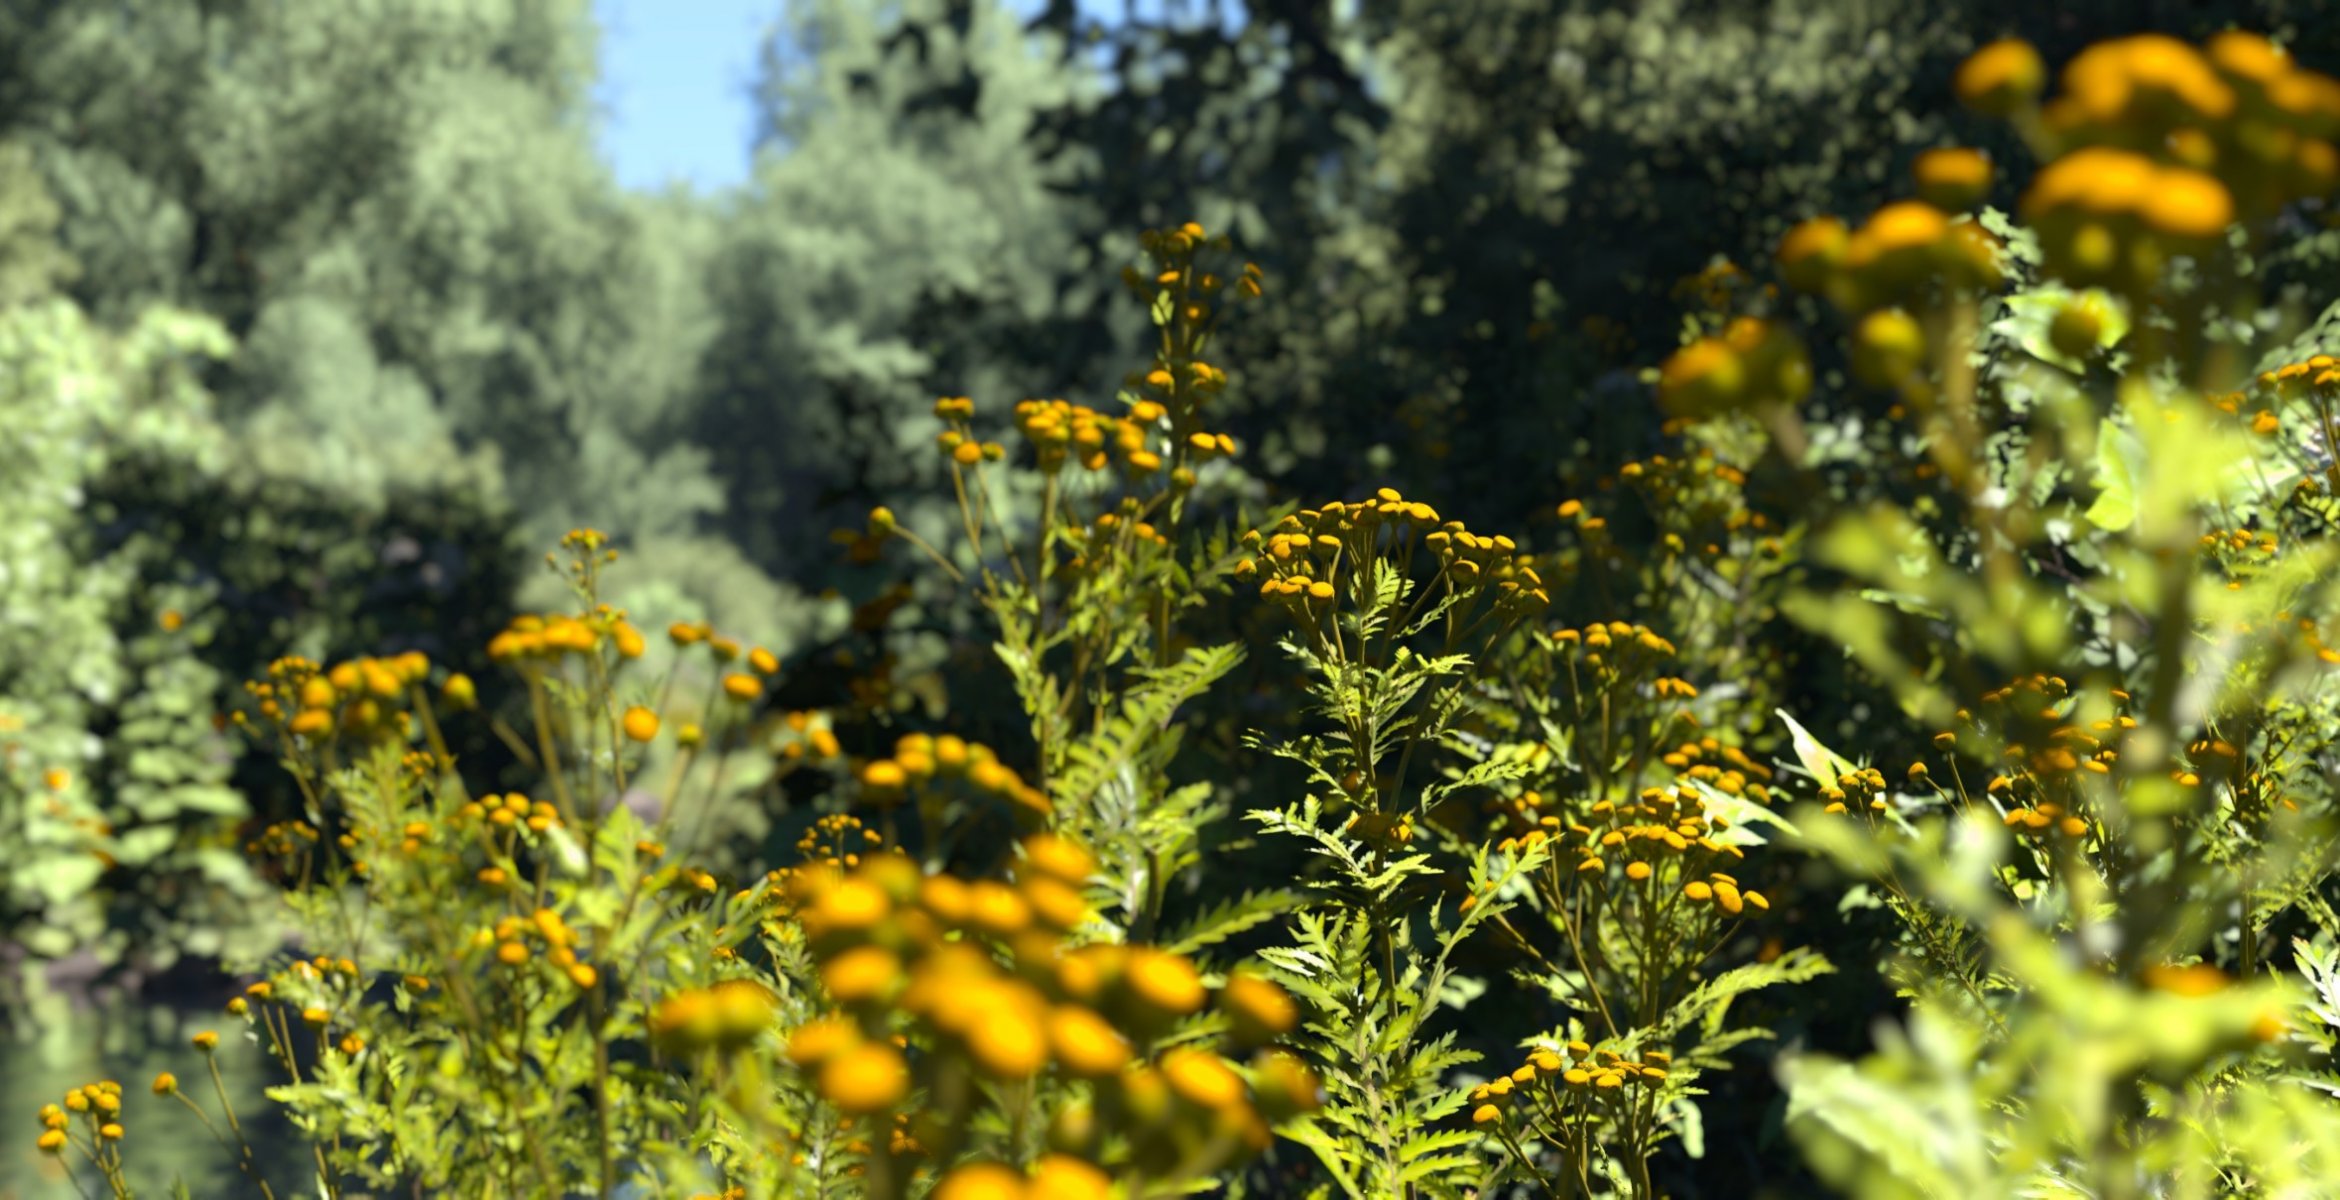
xmin=1776 ymin=709 xmax=1857 ymax=788
xmin=2085 ymin=416 xmax=2140 ymax=532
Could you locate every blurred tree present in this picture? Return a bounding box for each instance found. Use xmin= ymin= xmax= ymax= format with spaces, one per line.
xmin=0 ymin=0 xmax=726 ymax=559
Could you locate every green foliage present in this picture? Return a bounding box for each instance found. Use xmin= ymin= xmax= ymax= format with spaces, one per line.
xmin=0 ymin=276 xmax=275 ymax=1009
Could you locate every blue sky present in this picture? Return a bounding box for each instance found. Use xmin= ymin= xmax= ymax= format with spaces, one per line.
xmin=592 ymin=0 xmax=1215 ymax=193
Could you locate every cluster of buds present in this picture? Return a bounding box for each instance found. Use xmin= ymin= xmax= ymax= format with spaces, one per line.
xmin=773 ymin=711 xmax=845 ymax=763
xmin=1660 ymin=737 xmax=1777 ymax=803
xmin=246 ymin=818 xmax=321 ymax=860
xmin=934 ymin=395 xmax=1008 ymax=469
xmin=235 ymin=957 xmax=370 ymax=1060
xmin=1963 ymin=675 xmax=2130 ymax=786
xmin=1681 ymin=870 xmax=1769 ymax=915
xmin=1056 ymin=503 xmax=1174 ymax=586
xmin=488 ymin=607 xmax=649 ymax=665
xmin=1467 ymin=1041 xmax=1673 ymax=1132
xmin=1776 ymin=195 xmax=2004 ymax=321
xmin=1959 ymin=33 xmax=2340 ymax=294
xmin=1818 ymin=766 xmax=1893 ymax=815
xmin=242 ymin=651 xmax=436 ymax=743
xmin=457 ymin=791 xmax=563 ymax=835
xmin=2196 ymin=524 xmax=2283 ymax=589
xmin=1234 ymin=488 xmax=1549 ymax=618
xmin=776 ymin=836 xmax=1318 ymax=1186
xmin=1567 ymin=784 xmax=1755 ymax=895
xmin=1610 ymin=449 xmax=1771 ymax=563
xmin=2243 ymin=355 xmax=2340 ymax=484
xmin=35 ymin=1079 xmax=132 ymax=1191
xmin=1551 ymin=620 xmax=1685 ymax=685
xmin=1119 ymin=220 xmax=1265 ymax=315
xmin=472 ymin=905 xmax=598 ymax=990
xmin=1999 ymin=792 xmax=2092 ymax=840
xmin=858 ymin=732 xmax=1050 ymax=819
xmin=667 ymin=620 xmax=777 ymax=703
xmin=1007 ymin=397 xmax=1222 ymax=480
xmin=440 ymin=791 xmax=571 ymax=890
xmin=1655 ymin=316 xmax=1813 ymax=420
xmin=649 ymin=978 xmax=781 ymax=1055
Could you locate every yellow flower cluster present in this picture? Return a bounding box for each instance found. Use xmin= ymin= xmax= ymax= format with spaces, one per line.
xmin=457 ymin=790 xmax=564 ymax=836
xmin=1967 ymin=674 xmax=2129 ymax=783
xmin=929 ymin=1155 xmax=1118 ymax=1200
xmin=777 ymin=836 xmax=1316 ymax=1184
xmin=2256 ymin=354 xmax=2340 ymax=399
xmin=1609 ymin=449 xmax=1773 ymax=561
xmin=1559 ymin=785 xmax=1762 ymax=914
xmin=773 ymin=710 xmax=845 ymax=762
xmin=2196 ymin=525 xmax=2282 ymax=591
xmin=1057 ymin=505 xmax=1174 ymax=583
xmin=1776 ymin=197 xmax=2001 ymax=322
xmin=1656 ymin=316 xmax=1812 ymax=419
xmin=1962 ymin=33 xmax=2340 ymax=291
xmin=1119 ymin=221 xmax=1265 ymax=308
xmin=650 ymin=978 xmax=781 ymax=1054
xmin=1551 ymin=620 xmax=1678 ymax=675
xmin=1235 ymin=488 xmax=1549 ymax=615
xmin=473 ymin=906 xmax=598 ymax=989
xmin=243 ymin=651 xmax=435 ymax=742
xmin=2227 ymin=354 xmax=2340 ymax=450
xmin=245 ymin=819 xmax=320 ymax=860
xmin=934 ymin=395 xmax=1008 ymax=469
xmin=34 ymin=1079 xmax=132 ymax=1185
xmin=858 ymin=732 xmax=1050 ymax=817
xmin=1681 ymin=871 xmax=1770 ymax=915
xmin=665 ymin=619 xmax=779 ymax=704
xmin=1660 ymin=737 xmax=1777 ymax=803
xmin=1466 ymin=1042 xmax=1672 ymax=1127
xmin=1818 ymin=766 xmax=1892 ymax=815
xmin=488 ymin=607 xmax=648 ymax=665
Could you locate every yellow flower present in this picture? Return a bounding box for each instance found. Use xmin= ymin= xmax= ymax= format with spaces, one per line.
xmin=1123 ymin=949 xmax=1206 ymax=1018
xmin=2142 ymin=169 xmax=2234 ymax=241
xmin=819 ymin=1042 xmax=909 ymax=1113
xmin=932 ymin=1163 xmax=1028 ymax=1200
xmin=964 ymin=995 xmax=1050 ymax=1079
xmin=1162 ymin=1047 xmax=1246 ymax=1110
xmin=192 ymin=1031 xmax=218 ymax=1051
xmin=722 ymin=673 xmax=762 ymax=702
xmin=1020 ymin=834 xmax=1095 ymax=884
xmin=1956 ymin=38 xmax=2045 ymax=116
xmin=820 ymin=946 xmax=902 ymax=1005
xmin=785 ymin=1015 xmax=860 ymax=1066
xmin=37 ymin=1130 xmax=63 ymax=1153
xmin=1221 ymin=972 xmax=1299 ymax=1043
xmin=1047 ymin=1006 xmax=1133 ymax=1077
xmin=621 ymin=706 xmax=660 ymax=742
xmin=152 ymin=1073 xmax=176 ymax=1096
xmin=1912 ymin=147 xmax=1993 ymax=211
xmin=1028 ymin=1155 xmax=1111 ymax=1200
xmin=1776 ymin=216 xmax=1849 ymax=292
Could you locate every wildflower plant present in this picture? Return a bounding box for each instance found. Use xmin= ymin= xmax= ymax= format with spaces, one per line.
xmin=1668 ymin=29 xmax=2340 ymax=1197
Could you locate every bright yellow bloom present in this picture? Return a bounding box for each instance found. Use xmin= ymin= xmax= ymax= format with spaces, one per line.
xmin=819 ymin=1042 xmax=909 ymax=1113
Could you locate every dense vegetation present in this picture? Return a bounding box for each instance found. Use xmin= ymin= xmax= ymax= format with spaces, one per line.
xmin=12 ymin=3 xmax=2340 ymax=1197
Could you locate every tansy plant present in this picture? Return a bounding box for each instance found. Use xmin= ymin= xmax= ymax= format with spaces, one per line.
xmin=1645 ymin=29 xmax=2340 ymax=1197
